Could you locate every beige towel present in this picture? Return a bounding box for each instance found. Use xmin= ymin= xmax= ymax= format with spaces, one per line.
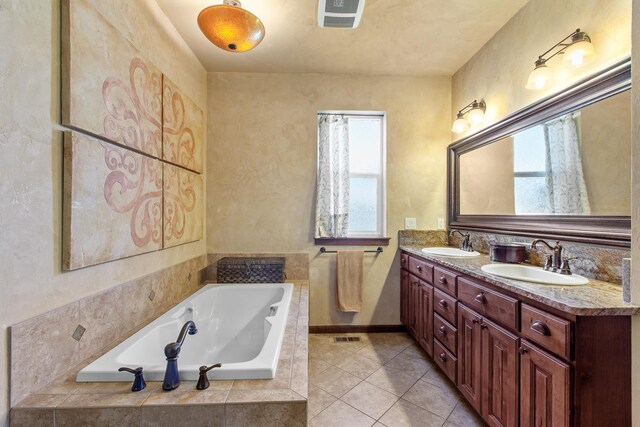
xmin=336 ymin=250 xmax=364 ymax=312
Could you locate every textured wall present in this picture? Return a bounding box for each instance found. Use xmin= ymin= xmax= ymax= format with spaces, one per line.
xmin=207 ymin=72 xmax=451 ymax=327
xmin=452 ymin=0 xmax=631 ymax=140
xmin=0 ymin=1 xmax=206 ymax=425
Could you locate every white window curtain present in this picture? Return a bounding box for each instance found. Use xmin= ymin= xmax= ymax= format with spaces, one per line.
xmin=315 ymin=114 xmax=350 ymax=238
xmin=543 ymin=113 xmax=591 ymax=214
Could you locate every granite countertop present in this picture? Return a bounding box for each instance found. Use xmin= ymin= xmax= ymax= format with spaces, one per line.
xmin=401 ymin=246 xmax=639 ymax=316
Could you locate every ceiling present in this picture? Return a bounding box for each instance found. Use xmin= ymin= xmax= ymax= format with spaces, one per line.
xmin=156 ymin=0 xmax=528 ymax=76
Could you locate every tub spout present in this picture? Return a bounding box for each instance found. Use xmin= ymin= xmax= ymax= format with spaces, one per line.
xmin=162 ymin=321 xmax=198 ymax=391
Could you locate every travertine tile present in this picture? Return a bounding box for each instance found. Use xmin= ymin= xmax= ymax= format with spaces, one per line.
xmin=402 ymin=380 xmax=459 ymax=418
xmin=356 ymin=344 xmax=403 ymax=364
xmin=78 ymin=285 xmax=125 ymax=361
xmin=314 ymin=346 xmax=356 ymax=366
xmin=446 ymin=401 xmax=485 ymax=426
xmin=143 ymin=390 xmax=227 ymax=405
xmin=378 ymin=399 xmax=446 ymax=427
xmin=231 ymin=358 xmax=292 ymax=390
xmin=58 ymin=392 xmax=148 ymax=408
xmin=336 ymin=353 xmax=384 ymax=379
xmin=365 ymin=365 xmax=422 ymax=396
xmin=14 ymin=394 xmax=69 ymax=408
xmin=225 ymin=389 xmax=304 ymax=403
xmin=141 ymin=404 xmax=224 ymax=427
xmin=341 ymin=381 xmax=399 ymax=419
xmin=307 ymin=386 xmax=337 ymax=420
xmin=310 ymin=366 xmax=361 ymax=398
xmin=225 ymin=402 xmax=306 ymax=427
xmin=368 ymin=333 xmax=413 ymax=348
xmin=309 ymin=357 xmax=331 ymax=377
xmin=421 ymin=366 xmax=457 ymax=392
xmin=9 ymin=408 xmax=54 ymax=427
xmin=309 ymin=400 xmax=375 ymax=427
xmin=385 ymin=350 xmax=433 ymax=377
xmin=291 ymin=357 xmax=308 ymax=398
xmin=55 ymin=407 xmax=140 ymax=426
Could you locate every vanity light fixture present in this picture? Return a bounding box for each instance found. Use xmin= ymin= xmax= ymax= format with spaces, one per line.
xmin=451 ymin=100 xmax=486 ymax=134
xmin=526 ymin=28 xmax=596 ymax=90
xmin=197 ymin=0 xmax=265 ymax=53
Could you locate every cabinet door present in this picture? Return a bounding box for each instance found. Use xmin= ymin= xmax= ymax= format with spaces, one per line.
xmin=482 ymin=318 xmax=519 ymax=427
xmin=458 ymin=304 xmax=483 ymax=411
xmin=407 ymin=276 xmax=419 ymax=336
xmin=400 ymin=270 xmax=409 ymax=326
xmin=418 ymin=282 xmax=434 ymax=356
xmin=520 ymin=340 xmax=570 ymax=427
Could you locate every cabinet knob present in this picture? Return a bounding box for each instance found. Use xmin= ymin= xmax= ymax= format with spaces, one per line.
xmin=438 ymin=276 xmax=447 ymax=284
xmin=480 ymin=324 xmax=487 ymax=330
xmin=472 ymin=318 xmax=479 ymax=324
xmin=438 ymin=299 xmax=447 ymax=308
xmin=475 ymin=292 xmax=487 ymax=304
xmin=438 ymin=325 xmax=446 ymax=334
xmin=439 ymin=352 xmax=447 ymax=362
xmin=417 ymin=265 xmax=422 ymax=271
xmin=518 ymin=347 xmax=528 ymax=355
xmin=530 ymin=320 xmax=551 ymax=336
xmin=401 ymin=258 xmax=406 ymax=263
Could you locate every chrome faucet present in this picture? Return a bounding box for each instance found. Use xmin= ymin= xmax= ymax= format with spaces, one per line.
xmin=450 ymin=230 xmax=473 ymax=252
xmin=162 ymin=321 xmax=198 ymax=391
xmin=531 ymin=239 xmax=563 ymax=272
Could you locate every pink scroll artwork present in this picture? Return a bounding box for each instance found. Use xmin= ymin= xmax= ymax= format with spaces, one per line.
xmin=163 ymin=163 xmax=202 ymax=248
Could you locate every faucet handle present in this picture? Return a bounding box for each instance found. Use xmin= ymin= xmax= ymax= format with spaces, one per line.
xmin=543 ymin=255 xmax=553 ymax=271
xmin=559 ymin=257 xmax=578 ymax=275
xmin=118 ymin=367 xmax=146 ymax=392
xmin=196 ymin=363 xmax=222 ymax=390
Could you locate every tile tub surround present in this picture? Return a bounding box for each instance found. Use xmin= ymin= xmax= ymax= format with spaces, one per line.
xmin=402 ymin=246 xmax=640 ymax=316
xmin=10 ymin=281 xmax=309 ymax=426
xmin=448 ymin=230 xmax=630 ymax=285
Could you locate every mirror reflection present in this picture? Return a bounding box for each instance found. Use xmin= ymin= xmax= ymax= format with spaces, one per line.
xmin=459 ymin=89 xmax=630 ymax=216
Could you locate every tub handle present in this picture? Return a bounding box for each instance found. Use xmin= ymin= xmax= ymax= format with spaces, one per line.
xmin=118 ymin=367 xmax=146 ymax=392
xmin=197 ymin=363 xmax=222 ymax=390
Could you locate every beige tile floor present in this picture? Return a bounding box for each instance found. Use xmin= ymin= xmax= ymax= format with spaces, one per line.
xmin=308 ymin=333 xmax=486 ymax=427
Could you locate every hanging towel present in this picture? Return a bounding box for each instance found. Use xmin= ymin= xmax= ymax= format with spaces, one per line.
xmin=336 ymin=250 xmax=364 ymax=312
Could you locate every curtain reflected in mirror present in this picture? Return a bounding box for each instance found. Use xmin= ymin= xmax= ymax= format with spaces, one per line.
xmin=459 ymin=89 xmax=630 ymax=216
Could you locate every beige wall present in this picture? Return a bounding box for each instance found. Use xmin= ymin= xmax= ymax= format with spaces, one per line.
xmin=0 ymin=1 xmax=206 ymax=425
xmin=207 ymin=72 xmax=450 ymax=327
xmin=452 ymin=0 xmax=631 ymax=140
xmin=580 ymin=90 xmax=632 ymax=215
xmin=459 ymin=137 xmax=515 ymax=215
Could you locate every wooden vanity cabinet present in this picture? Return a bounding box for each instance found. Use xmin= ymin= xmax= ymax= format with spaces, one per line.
xmin=417 ymin=281 xmax=434 ymax=356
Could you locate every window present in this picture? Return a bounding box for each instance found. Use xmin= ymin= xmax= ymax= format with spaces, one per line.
xmin=513 ymin=125 xmax=549 ymax=214
xmin=315 ymin=111 xmax=387 ymax=243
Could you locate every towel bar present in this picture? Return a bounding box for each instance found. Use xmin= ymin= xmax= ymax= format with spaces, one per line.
xmin=319 ymin=247 xmax=383 ymax=254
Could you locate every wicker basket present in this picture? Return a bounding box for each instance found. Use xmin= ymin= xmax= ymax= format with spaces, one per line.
xmin=216 ymin=257 xmax=286 ymax=283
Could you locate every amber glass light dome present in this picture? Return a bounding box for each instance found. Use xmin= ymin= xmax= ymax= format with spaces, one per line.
xmin=198 ymin=1 xmax=265 ymax=53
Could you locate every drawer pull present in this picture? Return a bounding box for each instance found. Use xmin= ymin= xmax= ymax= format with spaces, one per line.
xmin=518 ymin=347 xmax=528 ymax=355
xmin=472 ymin=318 xmax=479 ymax=324
xmin=438 ymin=299 xmax=447 ymax=308
xmin=438 ymin=325 xmax=447 ymax=334
xmin=438 ymin=352 xmax=447 ymax=362
xmin=438 ymin=276 xmax=447 ymax=284
xmin=417 ymin=265 xmax=422 ymax=271
xmin=531 ymin=320 xmax=551 ymax=336
xmin=475 ymin=292 xmax=487 ymax=304
xmin=401 ymin=258 xmax=406 ymax=263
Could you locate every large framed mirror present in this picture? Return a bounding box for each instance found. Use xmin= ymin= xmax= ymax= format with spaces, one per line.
xmin=448 ymin=58 xmax=631 ymax=247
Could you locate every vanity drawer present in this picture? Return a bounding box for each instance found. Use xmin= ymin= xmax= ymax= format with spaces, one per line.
xmin=409 ymin=257 xmax=434 ymax=284
xmin=401 ymin=252 xmax=410 ymax=270
xmin=434 ymin=266 xmax=458 ymax=297
xmin=434 ymin=288 xmax=457 ymax=326
xmin=458 ymin=277 xmax=518 ymax=330
xmin=434 ymin=338 xmax=457 ymax=384
xmin=434 ymin=313 xmax=457 ymax=355
xmin=521 ymin=304 xmax=572 ymax=360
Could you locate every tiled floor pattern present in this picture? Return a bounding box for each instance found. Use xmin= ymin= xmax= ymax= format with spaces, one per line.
xmin=308 ymin=333 xmax=486 ymax=427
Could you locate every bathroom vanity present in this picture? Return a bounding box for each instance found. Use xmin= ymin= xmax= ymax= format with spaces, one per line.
xmin=399 ymin=247 xmax=635 ymax=427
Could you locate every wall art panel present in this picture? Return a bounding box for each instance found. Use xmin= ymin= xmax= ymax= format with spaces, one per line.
xmin=163 ymin=76 xmax=204 ymax=173
xmin=163 ymin=163 xmax=204 ymax=248
xmin=63 ymin=132 xmax=163 ymax=270
xmin=61 ymin=0 xmax=162 ymax=158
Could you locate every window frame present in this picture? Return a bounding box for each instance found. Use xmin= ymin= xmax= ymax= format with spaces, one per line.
xmin=315 ymin=110 xmax=389 ymax=246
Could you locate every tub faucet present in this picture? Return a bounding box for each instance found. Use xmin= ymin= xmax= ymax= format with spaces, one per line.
xmin=162 ymin=320 xmax=198 ymax=391
xmin=531 ymin=239 xmax=562 ymax=272
xmin=450 ymin=230 xmax=473 ymax=252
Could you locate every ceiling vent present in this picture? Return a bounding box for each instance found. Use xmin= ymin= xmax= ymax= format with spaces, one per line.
xmin=317 ymin=0 xmax=366 ymax=29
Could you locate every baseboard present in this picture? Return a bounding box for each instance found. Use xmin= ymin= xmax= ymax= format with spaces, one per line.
xmin=309 ymin=325 xmax=407 ymax=334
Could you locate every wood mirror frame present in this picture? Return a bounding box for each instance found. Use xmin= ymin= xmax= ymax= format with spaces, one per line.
xmin=448 ymin=57 xmax=631 ymax=248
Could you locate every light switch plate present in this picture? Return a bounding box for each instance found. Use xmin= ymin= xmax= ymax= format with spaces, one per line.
xmin=405 ymin=218 xmax=417 ymax=229
xmin=437 ymin=218 xmax=446 ymax=230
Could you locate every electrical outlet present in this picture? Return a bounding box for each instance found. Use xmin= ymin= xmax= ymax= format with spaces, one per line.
xmin=404 ymin=218 xmax=417 ymax=230
xmin=437 ymin=218 xmax=446 ymax=230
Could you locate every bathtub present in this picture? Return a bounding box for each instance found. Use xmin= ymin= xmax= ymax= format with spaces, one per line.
xmin=77 ymin=282 xmax=293 ymax=382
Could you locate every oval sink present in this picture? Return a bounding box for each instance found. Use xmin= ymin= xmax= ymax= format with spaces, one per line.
xmin=421 ymin=247 xmax=481 ymax=258
xmin=481 ymin=264 xmax=588 ymax=286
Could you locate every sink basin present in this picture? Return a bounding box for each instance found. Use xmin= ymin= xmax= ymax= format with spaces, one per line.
xmin=421 ymin=247 xmax=481 ymax=258
xmin=481 ymin=264 xmax=588 ymax=286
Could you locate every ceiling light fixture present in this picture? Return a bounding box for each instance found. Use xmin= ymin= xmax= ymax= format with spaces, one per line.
xmin=452 ymin=100 xmax=486 ymax=134
xmin=197 ymin=0 xmax=265 ymax=53
xmin=526 ymin=28 xmax=596 ymax=90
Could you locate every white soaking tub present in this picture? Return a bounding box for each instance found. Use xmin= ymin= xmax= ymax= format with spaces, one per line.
xmin=77 ymin=283 xmax=293 ymax=382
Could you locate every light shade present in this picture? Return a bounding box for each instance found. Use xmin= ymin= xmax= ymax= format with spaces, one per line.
xmin=198 ymin=1 xmax=265 ymax=53
xmin=526 ymin=61 xmax=553 ymax=90
xmin=466 ymin=102 xmax=485 ymax=125
xmin=451 ymin=115 xmax=469 ymax=134
xmin=562 ymin=34 xmax=596 ymax=67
